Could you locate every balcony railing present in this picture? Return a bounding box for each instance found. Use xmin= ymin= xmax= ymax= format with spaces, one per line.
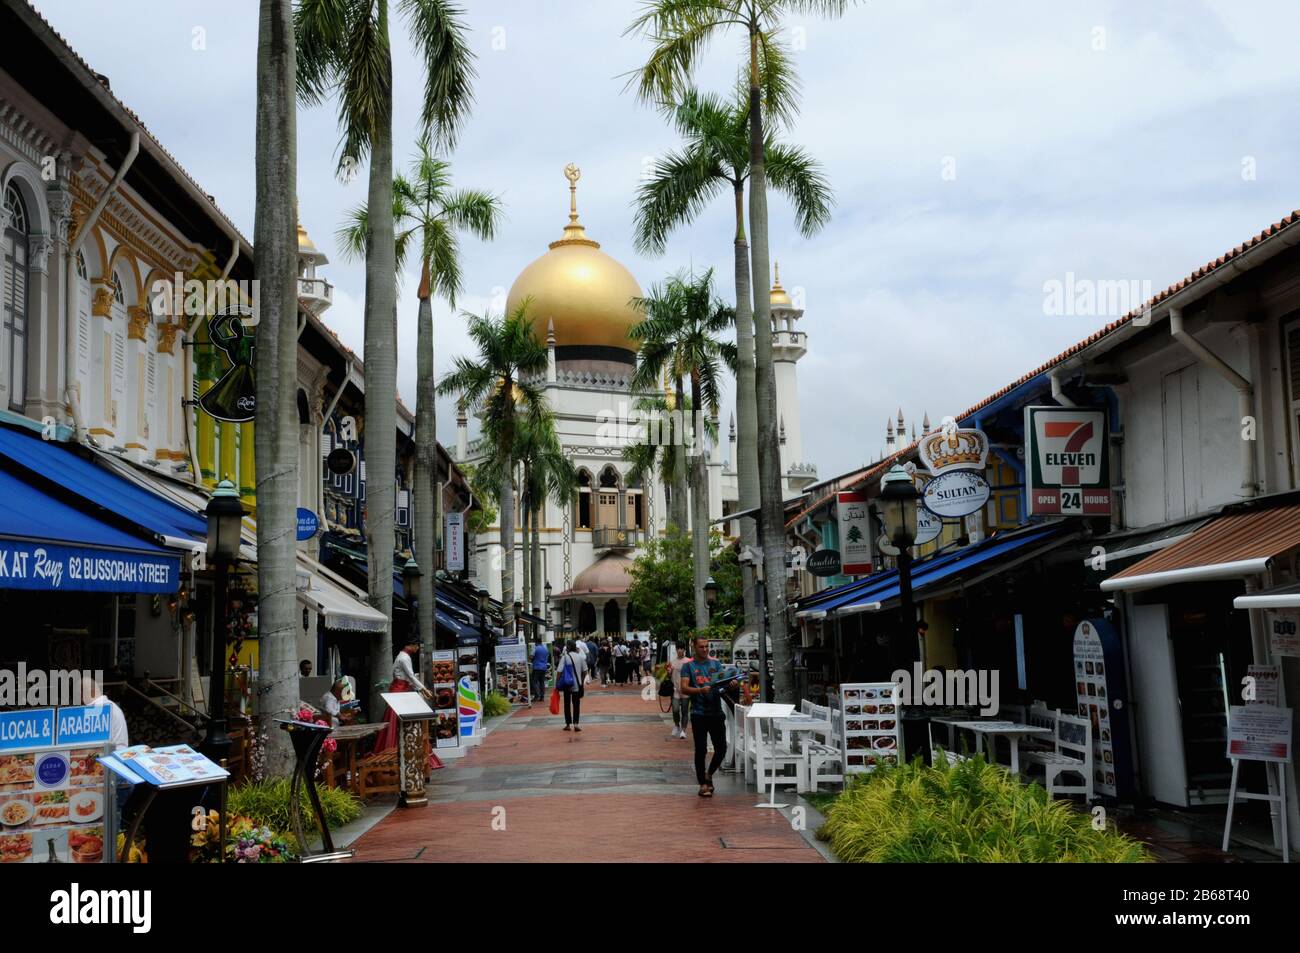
xmin=592 ymin=525 xmax=640 ymax=549
xmin=297 ymin=276 xmax=334 ymax=308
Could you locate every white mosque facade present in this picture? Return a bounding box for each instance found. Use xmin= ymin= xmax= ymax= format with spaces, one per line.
xmin=457 ymin=167 xmax=816 ymax=636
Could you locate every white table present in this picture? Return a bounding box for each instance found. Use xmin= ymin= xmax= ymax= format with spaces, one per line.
xmin=746 ymin=703 xmax=797 ymax=808
xmin=939 ymin=719 xmax=1051 ymax=775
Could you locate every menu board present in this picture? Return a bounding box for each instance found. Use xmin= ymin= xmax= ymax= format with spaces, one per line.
xmin=0 ymin=707 xmax=111 ymax=865
xmin=839 ymin=682 xmax=903 ymax=774
xmin=1227 ymin=705 xmax=1293 ymax=763
xmin=493 ymin=641 xmax=531 ymax=707
xmin=1073 ymin=621 xmax=1117 ymax=797
xmin=1246 ymin=665 xmax=1281 ymax=708
xmin=429 ymin=650 xmax=460 ymax=750
xmin=110 ymin=744 xmax=229 ymax=787
xmin=457 ymin=644 xmax=480 ymax=691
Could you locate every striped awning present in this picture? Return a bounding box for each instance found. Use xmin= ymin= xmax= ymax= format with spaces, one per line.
xmin=1101 ymin=502 xmax=1300 ymax=593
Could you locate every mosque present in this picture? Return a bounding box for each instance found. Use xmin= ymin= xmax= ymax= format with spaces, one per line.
xmin=456 ymin=166 xmax=817 ymax=636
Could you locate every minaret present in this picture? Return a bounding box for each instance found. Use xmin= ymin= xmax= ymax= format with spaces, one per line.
xmin=708 ymin=409 xmax=723 ymax=521
xmin=770 ymin=261 xmax=814 ymax=492
xmin=727 ymin=412 xmax=737 ymax=473
xmin=885 ymin=418 xmax=896 ymax=455
xmin=546 ymin=317 xmax=557 ymax=385
xmin=455 ymin=398 xmax=468 ymax=461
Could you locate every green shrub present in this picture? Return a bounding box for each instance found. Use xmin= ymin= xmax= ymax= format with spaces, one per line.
xmin=483 ymin=691 xmax=511 ymax=718
xmin=227 ymin=777 xmax=363 ymax=844
xmin=818 ymin=755 xmax=1149 ymax=863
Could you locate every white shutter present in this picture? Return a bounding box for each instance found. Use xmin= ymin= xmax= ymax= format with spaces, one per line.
xmin=359 ymin=459 xmax=367 ymax=481
xmin=112 ymin=326 xmax=126 ymax=398
xmin=321 ymin=431 xmax=332 ymax=462
xmin=76 ymin=294 xmax=90 ymax=378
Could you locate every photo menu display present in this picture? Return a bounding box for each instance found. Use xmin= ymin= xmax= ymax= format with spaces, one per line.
xmin=840 ymin=682 xmax=903 ymax=774
xmin=0 ymin=707 xmax=111 ymax=865
xmin=429 ymin=650 xmax=460 ymax=750
xmin=1073 ymin=624 xmax=1116 ymax=797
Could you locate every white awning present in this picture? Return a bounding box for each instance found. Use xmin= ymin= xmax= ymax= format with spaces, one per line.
xmin=1234 ymin=583 xmax=1300 ymax=610
xmin=296 ymin=553 xmax=387 ymax=634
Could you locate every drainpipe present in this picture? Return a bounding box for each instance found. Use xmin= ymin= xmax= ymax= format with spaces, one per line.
xmin=65 ymin=132 xmax=139 ymax=441
xmin=1168 ymin=308 xmax=1257 ymax=499
xmin=183 ymin=240 xmax=240 ymax=484
xmin=1050 ymin=370 xmax=1076 ymax=407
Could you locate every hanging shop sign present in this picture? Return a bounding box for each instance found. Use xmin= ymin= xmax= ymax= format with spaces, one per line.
xmin=807 ymin=549 xmax=842 ymax=578
xmin=921 ymin=470 xmax=991 ymax=519
xmin=1024 ymin=406 xmax=1112 ymax=516
xmin=918 ymin=423 xmax=989 ymax=477
xmin=296 ymin=508 xmax=320 ymax=542
xmin=836 ymin=491 xmax=872 ymax=575
xmin=1227 ymin=705 xmax=1293 ymax=762
xmin=197 ymin=310 xmax=257 ymax=423
xmin=445 ymin=512 xmax=465 ymax=572
xmin=326 ymin=447 xmax=357 ymax=476
xmin=913 ymin=505 xmax=942 ymax=545
xmin=1269 ymin=610 xmax=1300 ymax=658
xmin=0 ymin=540 xmax=178 ymax=594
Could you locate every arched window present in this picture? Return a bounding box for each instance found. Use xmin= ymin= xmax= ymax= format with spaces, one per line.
xmin=575 ymin=469 xmax=592 ymax=530
xmin=75 ymin=251 xmax=88 ymax=280
xmin=2 ymin=184 xmax=30 ymax=411
xmin=595 ymin=466 xmax=620 ymax=529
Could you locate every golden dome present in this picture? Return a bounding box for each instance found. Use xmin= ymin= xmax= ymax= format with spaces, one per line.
xmin=770 ymin=261 xmax=791 ymax=308
xmin=505 ymin=164 xmax=642 ymax=352
xmin=297 ymin=219 xmax=328 ymax=265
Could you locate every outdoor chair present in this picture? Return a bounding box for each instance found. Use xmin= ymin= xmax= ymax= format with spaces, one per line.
xmin=1022 ymin=708 xmax=1094 ymax=801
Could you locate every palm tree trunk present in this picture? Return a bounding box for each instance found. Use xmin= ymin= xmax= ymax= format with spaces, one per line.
xmin=520 ymin=463 xmax=531 ymax=623
xmin=690 ymin=371 xmax=709 ymax=631
xmin=531 ymin=502 xmax=542 ymax=626
xmin=498 ymin=459 xmax=515 ymax=641
xmin=363 ymin=0 xmax=397 ymax=720
xmin=252 ymin=0 xmax=298 ymax=775
xmin=671 ymin=378 xmax=689 ymax=531
xmin=414 ymin=260 xmax=436 ymax=658
xmin=732 ymin=181 xmax=759 ymax=634
xmin=749 ymin=30 xmax=792 ymax=703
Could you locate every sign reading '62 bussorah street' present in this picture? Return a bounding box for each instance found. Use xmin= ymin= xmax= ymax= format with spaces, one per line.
xmin=1024 ymin=406 xmax=1112 ymax=516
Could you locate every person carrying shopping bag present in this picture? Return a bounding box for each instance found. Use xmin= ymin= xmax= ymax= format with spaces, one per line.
xmin=557 ymin=639 xmax=588 ymax=731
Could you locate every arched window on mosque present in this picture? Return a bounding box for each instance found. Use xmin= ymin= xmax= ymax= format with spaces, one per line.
xmin=596 ymin=466 xmax=620 ymax=529
xmin=626 ymin=472 xmax=644 ymax=531
xmin=575 ymin=469 xmax=592 ymax=530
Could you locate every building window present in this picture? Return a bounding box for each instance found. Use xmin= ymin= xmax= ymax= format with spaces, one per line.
xmin=2 ymin=184 xmax=30 ymax=412
xmin=575 ymin=469 xmax=592 ymax=530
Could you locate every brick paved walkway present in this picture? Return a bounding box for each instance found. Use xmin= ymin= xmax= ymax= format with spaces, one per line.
xmin=349 ymin=682 xmax=825 ymax=863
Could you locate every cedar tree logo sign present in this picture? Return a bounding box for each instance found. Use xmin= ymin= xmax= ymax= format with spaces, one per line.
xmin=1024 ymin=407 xmax=1111 ymax=516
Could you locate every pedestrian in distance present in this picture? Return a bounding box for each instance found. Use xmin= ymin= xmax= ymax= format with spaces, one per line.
xmin=558 ymin=638 xmax=588 ymax=732
xmin=679 ymin=637 xmax=728 ymax=797
xmin=529 ymin=638 xmax=550 ymax=706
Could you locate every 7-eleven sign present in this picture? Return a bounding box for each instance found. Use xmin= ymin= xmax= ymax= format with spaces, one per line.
xmin=1024 ymin=407 xmax=1112 ymax=516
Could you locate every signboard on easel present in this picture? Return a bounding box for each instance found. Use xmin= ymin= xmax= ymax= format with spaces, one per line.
xmin=1222 ymin=704 xmax=1292 ymax=861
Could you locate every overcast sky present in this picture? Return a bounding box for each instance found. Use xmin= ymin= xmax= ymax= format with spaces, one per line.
xmin=33 ymin=0 xmax=1300 ymax=479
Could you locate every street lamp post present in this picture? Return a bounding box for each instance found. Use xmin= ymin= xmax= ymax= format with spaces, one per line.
xmin=703 ymin=576 xmax=719 ymax=621
xmin=878 ymin=464 xmax=921 ymax=669
xmin=201 ymin=480 xmax=245 ymax=762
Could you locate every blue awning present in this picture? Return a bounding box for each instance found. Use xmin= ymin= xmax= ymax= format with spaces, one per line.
xmin=0 ymin=427 xmax=206 ymax=548
xmin=0 ymin=467 xmax=180 ymax=593
xmin=798 ymin=525 xmax=1072 ymax=617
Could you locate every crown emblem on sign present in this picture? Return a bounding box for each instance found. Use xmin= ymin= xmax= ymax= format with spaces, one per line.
xmin=920 ymin=428 xmax=989 ymax=475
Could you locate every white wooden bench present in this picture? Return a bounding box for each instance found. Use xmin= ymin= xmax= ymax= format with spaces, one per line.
xmin=795 ymin=702 xmax=843 ymax=792
xmin=1021 ymin=708 xmax=1094 ymax=801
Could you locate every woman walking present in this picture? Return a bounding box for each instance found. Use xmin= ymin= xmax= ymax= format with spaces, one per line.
xmin=558 ymin=638 xmax=588 ymax=731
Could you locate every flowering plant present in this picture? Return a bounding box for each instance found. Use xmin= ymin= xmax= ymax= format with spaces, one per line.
xmin=189 ymin=810 xmax=297 ymax=863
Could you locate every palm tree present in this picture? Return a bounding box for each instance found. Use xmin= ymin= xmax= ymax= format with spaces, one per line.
xmin=632 ymin=87 xmax=831 ymax=633
xmin=297 ymin=0 xmax=475 ymax=718
xmin=512 ymin=414 xmax=574 ymax=637
xmin=339 ymin=143 xmax=502 ymax=659
xmin=252 ymin=0 xmax=300 ymax=777
xmin=627 ymin=0 xmax=851 ymax=702
xmin=437 ymin=304 xmax=550 ymax=642
xmin=630 ymin=271 xmax=736 ymax=630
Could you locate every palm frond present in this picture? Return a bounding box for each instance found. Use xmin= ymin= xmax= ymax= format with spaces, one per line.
xmin=399 ymin=0 xmax=477 ymax=148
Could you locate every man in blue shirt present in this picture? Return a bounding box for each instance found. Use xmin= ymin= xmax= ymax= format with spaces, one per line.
xmin=679 ymin=638 xmax=728 ymax=797
xmin=530 ymin=640 xmax=550 ymax=706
